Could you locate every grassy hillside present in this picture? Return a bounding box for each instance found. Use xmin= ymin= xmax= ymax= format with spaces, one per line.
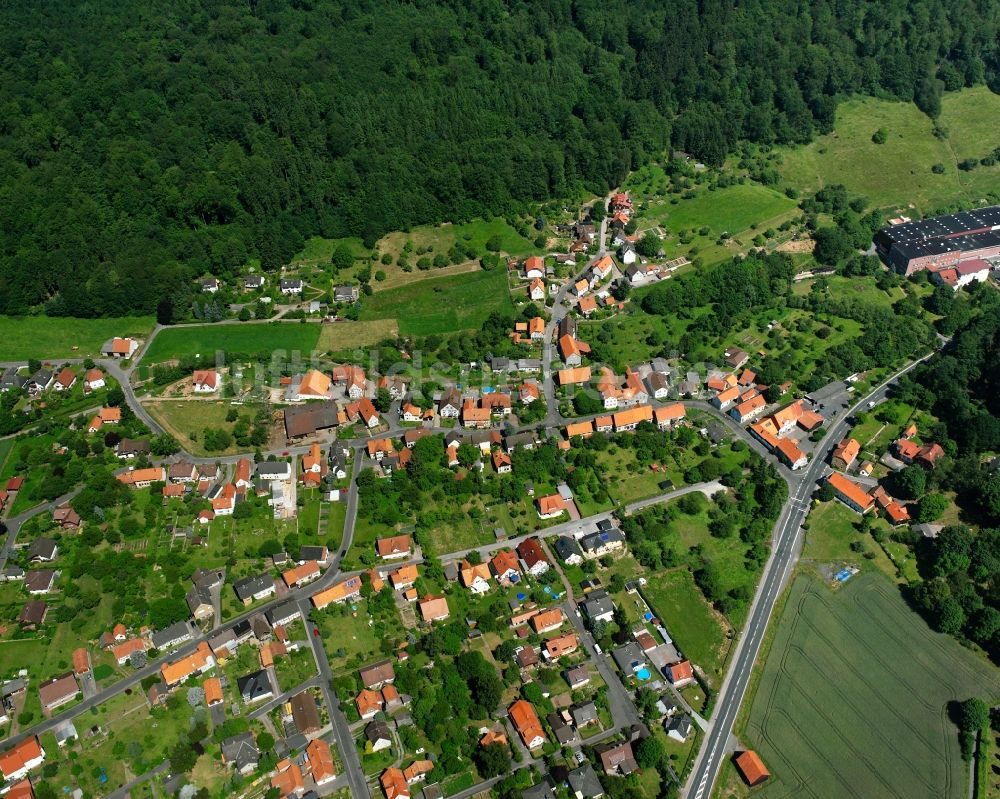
xmin=143 ymin=322 xmax=322 ymax=363
xmin=779 ymin=88 xmax=1000 ymax=213
xmin=723 ymin=572 xmax=998 ymax=799
xmin=359 ymin=267 xmax=513 ymax=337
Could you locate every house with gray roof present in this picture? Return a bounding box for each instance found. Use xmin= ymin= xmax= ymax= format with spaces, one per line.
xmin=567 ymin=763 xmax=604 ymax=799
xmin=151 ymin=620 xmax=193 ymax=650
xmin=221 ymin=732 xmax=260 ymax=774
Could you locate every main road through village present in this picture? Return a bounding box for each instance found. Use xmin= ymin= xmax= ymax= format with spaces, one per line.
xmin=0 ymin=209 xmax=938 ymax=798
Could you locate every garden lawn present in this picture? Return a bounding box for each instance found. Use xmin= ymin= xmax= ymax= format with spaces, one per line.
xmin=0 ymin=315 xmax=155 ymax=360
xmin=359 ymin=268 xmax=513 ymax=337
xmin=317 ymin=319 xmax=400 ymax=352
xmin=142 ymin=322 xmax=321 ymax=363
xmin=316 ymin=604 xmax=384 ymax=674
xmin=646 ymin=182 xmax=796 ymax=236
xmin=740 ymin=572 xmax=999 ymax=799
xmin=274 ymin=647 xmax=318 ymax=692
xmin=801 ymin=499 xmax=904 ymax=582
xmin=377 ymin=217 xmax=536 ymax=263
xmin=142 ymin=398 xmax=246 ymax=457
xmin=642 ymin=569 xmax=729 ymax=685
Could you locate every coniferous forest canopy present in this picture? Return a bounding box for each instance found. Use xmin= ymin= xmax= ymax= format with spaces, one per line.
xmin=2 ymin=0 xmax=1000 ymax=317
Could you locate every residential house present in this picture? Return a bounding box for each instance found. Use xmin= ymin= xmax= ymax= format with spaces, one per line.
xmin=655 ymin=403 xmax=686 ymax=430
xmin=116 ymin=438 xmax=151 ymax=459
xmin=827 ymin=472 xmax=874 ymax=514
xmin=295 ymin=369 xmax=332 ymax=401
xmin=161 ymin=642 xmax=215 ymax=686
xmin=290 ymin=691 xmax=322 ymax=735
xmin=204 ymin=678 xmax=223 ymax=707
xmin=18 ymin=601 xmax=47 ymax=628
xmin=536 ymin=494 xmax=566 ymax=519
xmin=0 ymin=737 xmax=45 ymax=783
xmin=306 ymin=738 xmax=337 ymax=785
xmin=665 ymin=660 xmax=695 ymax=687
xmin=554 ymin=536 xmax=583 ymax=566
xmin=221 ymin=732 xmax=260 ymax=775
xmin=492 ymin=450 xmax=513 ymax=474
xmin=192 ymin=370 xmax=219 ymax=393
xmin=530 ymin=608 xmax=565 ymax=635
xmin=334 ymin=284 xmax=359 ymax=302
xmin=580 ymin=590 xmax=615 ymax=624
xmin=558 ymin=366 xmax=591 ymax=386
xmin=25 ymin=369 xmax=53 ymax=393
xmin=27 ymin=537 xmax=58 ymax=563
xmin=280 ymin=279 xmax=303 ymax=295
xmin=459 ymin=561 xmax=492 ymax=594
xmin=356 ymin=688 xmax=383 ymax=719
xmin=490 ymin=550 xmax=521 ymax=584
xmin=567 ymin=763 xmax=604 ymax=799
xmin=418 ymin=594 xmax=450 ymax=623
xmin=775 ymin=438 xmax=808 ymax=470
xmin=523 ymin=256 xmax=545 ymax=279
xmin=199 ymin=277 xmax=220 ymax=293
xmin=667 ymin=715 xmax=693 ymax=742
xmin=509 ymin=700 xmax=546 ymax=749
xmin=38 ymin=673 xmax=79 ymax=714
xmin=311 ymin=576 xmax=362 ymax=609
xmin=544 ymin=633 xmax=578 ymax=658
xmin=360 ymin=659 xmax=395 ymax=690
xmin=244 ymin=275 xmax=265 ymax=290
xmin=381 ymin=767 xmax=410 ymax=799
xmin=24 ymin=570 xmax=56 ymax=595
xmin=376 ymin=535 xmax=412 ymax=560
xmin=529 ymin=278 xmax=546 ymax=301
xmin=234 ymin=574 xmax=276 ymax=606
xmin=730 ymin=394 xmax=767 ymax=424
xmin=596 ymin=741 xmax=638 ymax=776
xmin=517 ymin=537 xmax=549 ymax=575
xmin=831 ymin=438 xmax=861 ymax=470
xmin=80 ymin=368 xmax=104 ymax=393
xmin=580 ymin=526 xmax=625 ymax=560
xmin=390 ymin=564 xmax=418 ymax=590
xmin=612 ymin=404 xmax=653 ymax=431
xmin=53 ymin=367 xmax=76 ymax=391
xmin=366 ymin=720 xmax=393 ymax=752
xmin=237 ymin=670 xmax=273 ymax=703
xmin=565 ymin=665 xmax=591 ymax=690
xmin=282 ymin=560 xmax=321 ymax=589
xmin=570 ymin=701 xmax=599 ymax=729
xmin=116 ymin=466 xmax=165 ymax=488
xmin=186 ymin=585 xmax=214 ymax=621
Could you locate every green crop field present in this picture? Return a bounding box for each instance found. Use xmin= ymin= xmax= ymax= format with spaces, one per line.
xmin=738 ymin=572 xmax=999 ymax=799
xmin=778 ymin=87 xmax=1000 ymax=213
xmin=0 ymin=315 xmax=155 ymax=360
xmin=143 ymin=322 xmax=322 ymax=363
xmin=359 ymin=267 xmax=513 ymax=336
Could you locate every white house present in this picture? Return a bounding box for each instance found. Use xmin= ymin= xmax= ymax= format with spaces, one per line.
xmin=280 ymin=279 xmax=303 ymax=295
xmin=192 ymin=370 xmax=219 ymax=393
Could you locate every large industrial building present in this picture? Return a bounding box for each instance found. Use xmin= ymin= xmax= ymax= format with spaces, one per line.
xmin=874 ymin=205 xmax=1000 ymax=276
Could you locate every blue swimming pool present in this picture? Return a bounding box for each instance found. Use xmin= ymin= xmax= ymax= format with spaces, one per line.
xmin=636 ymin=667 xmax=651 ymax=681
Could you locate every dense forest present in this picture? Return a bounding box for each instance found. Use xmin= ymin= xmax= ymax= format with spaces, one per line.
xmin=2 ymin=0 xmax=1000 ymax=317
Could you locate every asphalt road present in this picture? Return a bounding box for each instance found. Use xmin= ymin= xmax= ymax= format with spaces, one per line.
xmin=683 ymin=354 xmax=932 ymax=799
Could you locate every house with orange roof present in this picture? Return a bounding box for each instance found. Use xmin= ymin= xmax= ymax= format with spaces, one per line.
xmin=101 ymin=337 xmax=139 ymax=359
xmin=530 ymin=608 xmax=565 ymax=635
xmin=712 ymin=386 xmax=741 ymax=410
xmin=100 ymin=406 xmax=122 ymax=424
xmin=462 ymin=402 xmax=492 ymax=429
xmin=6 ymin=779 xmax=34 ymax=799
xmin=918 ymin=443 xmax=945 ymax=468
xmin=311 ymin=576 xmax=362 ymax=609
xmin=595 ymin=415 xmax=613 ymax=433
xmin=282 ymin=560 xmax=321 ymax=589
xmin=270 ymin=760 xmax=304 ymax=798
xmin=460 ymin=561 xmax=492 ymax=594
xmin=613 ymin=404 xmax=653 ymax=431
xmin=403 ymin=760 xmax=433 ymax=785
xmin=578 ymin=295 xmax=598 ymax=316
xmin=591 ymin=254 xmax=615 ymax=283
xmin=517 ymin=537 xmax=549 ymax=575
xmin=161 ymin=642 xmax=215 ymax=686
xmin=212 ymin=484 xmax=236 ymax=515
xmin=775 ymin=438 xmax=807 ymax=470
xmin=381 ymin=767 xmax=410 ymax=799
xmin=368 ymin=569 xmax=386 ymax=593
xmin=559 ymin=334 xmax=583 ymax=366
xmin=528 ymin=278 xmax=546 ymax=301
xmin=574 ymin=278 xmax=589 ymax=296
xmin=296 ymin=369 xmax=332 ymax=401
xmin=831 ymin=438 xmax=861 ymax=470
xmin=536 ymin=493 xmax=566 ymax=519
xmin=418 ymin=594 xmax=449 ymax=623
xmin=235 ymin=458 xmax=252 ymax=487
xmin=192 ymin=370 xmax=219 ymax=393
xmin=356 ymin=688 xmax=384 ymax=719
xmin=565 ymin=420 xmax=594 ymax=439
xmin=116 ymin=467 xmax=166 ymax=489
xmin=654 ymin=403 xmax=686 ymax=430
xmin=730 ymin=394 xmax=767 ymax=424
xmin=87 ymin=414 xmax=104 ymax=433
xmin=544 ymin=632 xmax=578 ymax=658
xmin=827 ymin=473 xmax=874 ymax=514
xmin=797 ymin=409 xmax=825 ymax=431
xmin=389 ymin=564 xmax=418 ymax=590
xmin=376 ymin=535 xmax=412 ymax=560
xmin=492 ymin=450 xmax=512 ymax=473
xmin=558 ymin=366 xmax=591 ymax=385
xmin=894 ymin=438 xmax=921 ymax=462
xmin=400 ymin=403 xmax=422 ymax=422
xmin=72 ymin=648 xmax=91 ymax=676
xmin=509 ymin=700 xmax=545 ymax=749
xmin=519 ymin=382 xmax=541 ymax=403
xmin=307 ymin=739 xmax=337 ymax=785
xmin=0 ymin=736 xmax=45 ymax=782
xmin=523 ymin=255 xmax=545 ymax=279
xmin=528 ymin=316 xmax=545 ymax=339
xmin=83 ymin=368 xmax=105 ymax=392
xmin=302 ymin=443 xmax=323 ymax=474
xmin=367 ymin=437 xmax=396 ymax=460
xmin=446 ymin=443 xmax=460 ymax=467
xmin=204 ymin=677 xmax=223 ymax=706
xmin=53 ymin=367 xmax=76 ymax=391
xmin=734 ymin=750 xmax=770 ymax=787
xmin=490 ymin=550 xmax=521 ymax=583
